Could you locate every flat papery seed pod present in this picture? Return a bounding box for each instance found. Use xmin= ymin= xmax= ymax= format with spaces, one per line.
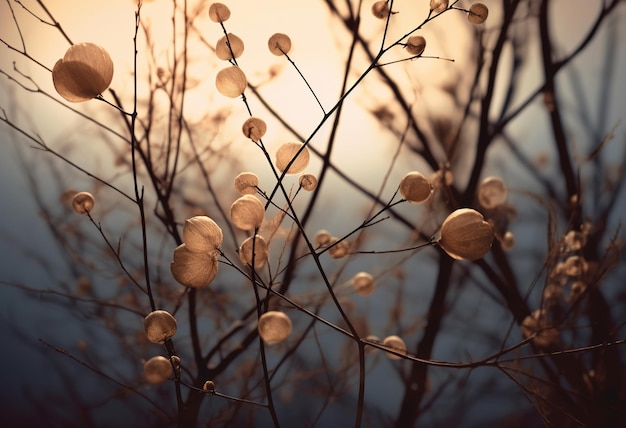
xmin=439 ymin=208 xmax=494 ymax=260
xmin=371 ymin=1 xmax=391 ymax=19
xmin=328 ymin=238 xmax=350 ymax=259
xmin=382 ymin=335 xmax=407 ymax=360
xmin=258 ymin=311 xmax=292 ymax=345
xmin=170 ymin=244 xmax=219 ymax=288
xmin=276 ymin=142 xmax=310 ymax=174
xmin=242 ymin=117 xmax=267 ymax=142
xmin=430 ymin=0 xmax=449 ymax=13
xmin=478 ymin=176 xmax=507 ymax=209
xmin=234 ymin=172 xmax=259 ymax=195
xmin=143 ymin=356 xmax=173 ymax=384
xmin=208 ymin=2 xmax=230 ymax=22
xmin=352 ymin=272 xmax=376 ymax=297
xmin=72 ymin=191 xmax=95 ymax=214
xmin=215 ymin=33 xmax=244 ymax=60
xmin=268 ymin=33 xmax=292 ymax=56
xmin=239 ymin=235 xmax=270 ymax=269
xmin=298 ymin=173 xmax=318 ymax=191
xmin=183 ymin=216 xmax=223 ymax=252
xmin=230 ymin=194 xmax=265 ymax=231
xmin=203 ymin=380 xmax=216 ymax=394
xmin=399 ymin=171 xmax=432 ymax=203
xmin=215 ymin=66 xmax=247 ymax=98
xmin=144 ymin=310 xmax=177 ymax=344
xmin=314 ymin=230 xmax=332 ymax=248
xmin=52 ymin=42 xmax=114 ymax=102
xmin=405 ymin=35 xmax=426 ymax=56
xmin=468 ymin=2 xmax=488 ymax=24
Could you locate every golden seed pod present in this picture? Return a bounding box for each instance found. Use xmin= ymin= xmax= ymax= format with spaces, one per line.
xmin=468 ymin=2 xmax=488 ymax=24
xmin=563 ymin=230 xmax=586 ymax=251
xmin=563 ymin=255 xmax=588 ymax=277
xmin=439 ymin=208 xmax=494 ymax=261
xmin=268 ymin=33 xmax=292 ymax=56
xmin=298 ymin=173 xmax=318 ymax=191
xmin=328 ymin=238 xmax=350 ymax=259
xmin=478 ymin=176 xmax=507 ymax=209
xmin=520 ymin=309 xmax=560 ymax=348
xmin=382 ymin=335 xmax=407 ymax=360
xmin=72 ymin=191 xmax=95 ymax=214
xmin=314 ymin=229 xmax=332 ymax=248
xmin=230 ymin=194 xmax=264 ymax=230
xmin=183 ymin=216 xmax=223 ymax=252
xmin=239 ymin=235 xmax=270 ymax=269
xmin=215 ymin=33 xmax=244 ymax=61
xmin=215 ymin=66 xmax=247 ymax=98
xmin=203 ymin=380 xmax=216 ymax=394
xmin=208 ymin=3 xmax=230 ymax=22
xmin=276 ymin=142 xmax=310 ymax=174
xmin=371 ymin=1 xmax=391 ymax=19
xmin=242 ymin=117 xmax=267 ymax=142
xmin=405 ymin=36 xmax=426 ymax=56
xmin=170 ymin=244 xmax=219 ymax=288
xmin=52 ymin=42 xmax=114 ymax=103
xmin=234 ymin=172 xmax=259 ymax=195
xmin=143 ymin=310 xmax=177 ymax=344
xmin=143 ymin=356 xmax=173 ymax=384
xmin=258 ymin=311 xmax=292 ymax=345
xmin=352 ymin=272 xmax=376 ymax=297
xmin=430 ymin=0 xmax=449 ymax=14
xmin=399 ymin=171 xmax=432 ymax=203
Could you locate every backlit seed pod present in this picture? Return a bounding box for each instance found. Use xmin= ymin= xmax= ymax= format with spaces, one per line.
xmin=563 ymin=230 xmax=586 ymax=251
xmin=183 ymin=216 xmax=223 ymax=252
xmin=215 ymin=66 xmax=247 ymax=98
xmin=203 ymin=380 xmax=216 ymax=394
xmin=371 ymin=1 xmax=390 ymax=19
xmin=501 ymin=231 xmax=515 ymax=250
xmin=234 ymin=172 xmax=259 ymax=195
xmin=239 ymin=235 xmax=270 ymax=269
xmin=276 ymin=142 xmax=310 ymax=174
xmin=352 ymin=272 xmax=376 ymax=297
xmin=299 ymin=173 xmax=318 ymax=191
xmin=328 ymin=238 xmax=350 ymax=259
xmin=144 ymin=310 xmax=177 ymax=344
xmin=268 ymin=33 xmax=291 ymax=56
xmin=399 ymin=171 xmax=431 ymax=203
xmin=468 ymin=2 xmax=488 ymax=24
xmin=563 ymin=255 xmax=588 ymax=277
xmin=478 ymin=176 xmax=507 ymax=209
xmin=230 ymin=194 xmax=264 ymax=230
xmin=520 ymin=309 xmax=559 ymax=348
xmin=242 ymin=117 xmax=267 ymax=142
xmin=143 ymin=356 xmax=173 ymax=384
xmin=405 ymin=36 xmax=426 ymax=56
xmin=215 ymin=33 xmax=244 ymax=60
xmin=52 ymin=42 xmax=114 ymax=102
xmin=208 ymin=3 xmax=230 ymax=22
xmin=258 ymin=311 xmax=292 ymax=345
xmin=439 ymin=208 xmax=494 ymax=260
xmin=314 ymin=230 xmax=332 ymax=248
xmin=430 ymin=0 xmax=449 ymax=14
xmin=72 ymin=191 xmax=95 ymax=214
xmin=170 ymin=244 xmax=219 ymax=288
xmin=382 ymin=335 xmax=407 ymax=360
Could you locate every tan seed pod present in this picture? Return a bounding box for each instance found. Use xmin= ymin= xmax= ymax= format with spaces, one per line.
xmin=215 ymin=33 xmax=244 ymax=61
xmin=144 ymin=310 xmax=177 ymax=344
xmin=276 ymin=142 xmax=310 ymax=174
xmin=371 ymin=1 xmax=391 ymax=19
xmin=242 ymin=117 xmax=267 ymax=142
xmin=352 ymin=272 xmax=376 ymax=297
xmin=215 ymin=66 xmax=247 ymax=98
xmin=328 ymin=238 xmax=350 ymax=259
xmin=478 ymin=176 xmax=507 ymax=209
xmin=143 ymin=356 xmax=173 ymax=384
xmin=298 ymin=173 xmax=318 ymax=191
xmin=234 ymin=172 xmax=259 ymax=195
xmin=563 ymin=255 xmax=588 ymax=277
xmin=405 ymin=36 xmax=426 ymax=56
xmin=72 ymin=191 xmax=95 ymax=214
xmin=399 ymin=172 xmax=431 ymax=203
xmin=203 ymin=380 xmax=216 ymax=394
xmin=208 ymin=3 xmax=230 ymax=22
xmin=563 ymin=230 xmax=586 ymax=251
xmin=501 ymin=231 xmax=515 ymax=250
xmin=314 ymin=230 xmax=332 ymax=248
xmin=382 ymin=335 xmax=407 ymax=360
xmin=230 ymin=194 xmax=264 ymax=231
xmin=468 ymin=2 xmax=488 ymax=24
xmin=439 ymin=208 xmax=494 ymax=260
xmin=170 ymin=244 xmax=219 ymax=288
xmin=239 ymin=235 xmax=270 ymax=269
xmin=520 ymin=309 xmax=560 ymax=348
xmin=268 ymin=33 xmax=292 ymax=56
xmin=430 ymin=0 xmax=449 ymax=14
xmin=183 ymin=216 xmax=223 ymax=252
xmin=258 ymin=311 xmax=292 ymax=345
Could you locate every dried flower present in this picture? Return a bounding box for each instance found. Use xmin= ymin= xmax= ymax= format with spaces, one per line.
xmin=170 ymin=244 xmax=219 ymax=288
xmin=275 ymin=142 xmax=310 ymax=174
xmin=215 ymin=66 xmax=247 ymax=98
xmin=268 ymin=33 xmax=292 ymax=56
xmin=520 ymin=309 xmax=560 ymax=348
xmin=143 ymin=356 xmax=173 ymax=384
xmin=230 ymin=194 xmax=264 ymax=230
xmin=258 ymin=311 xmax=292 ymax=345
xmin=144 ymin=310 xmax=177 ymax=344
xmin=72 ymin=191 xmax=95 ymax=214
xmin=439 ymin=208 xmax=494 ymax=260
xmin=215 ymin=33 xmax=244 ymax=61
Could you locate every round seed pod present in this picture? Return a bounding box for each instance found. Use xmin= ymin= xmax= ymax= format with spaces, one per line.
xmin=382 ymin=335 xmax=407 ymax=360
xmin=258 ymin=311 xmax=292 ymax=345
xmin=352 ymin=272 xmax=376 ymax=297
xmin=399 ymin=172 xmax=431 ymax=203
xmin=215 ymin=66 xmax=247 ymax=98
xmin=299 ymin=173 xmax=318 ymax=191
xmin=405 ymin=36 xmax=426 ymax=56
xmin=328 ymin=238 xmax=350 ymax=259
xmin=439 ymin=208 xmax=494 ymax=260
xmin=501 ymin=231 xmax=515 ymax=250
xmin=215 ymin=33 xmax=244 ymax=61
xmin=230 ymin=194 xmax=264 ymax=230
xmin=430 ymin=0 xmax=449 ymax=14
xmin=203 ymin=380 xmax=216 ymax=394
xmin=268 ymin=33 xmax=292 ymax=56
xmin=276 ymin=142 xmax=310 ymax=174
xmin=563 ymin=230 xmax=586 ymax=252
xmin=242 ymin=117 xmax=267 ymax=142
xmin=468 ymin=2 xmax=488 ymax=24
xmin=234 ymin=172 xmax=259 ymax=195
xmin=183 ymin=216 xmax=223 ymax=252
xmin=520 ymin=309 xmax=559 ymax=348
xmin=144 ymin=310 xmax=177 ymax=344
xmin=170 ymin=244 xmax=219 ymax=288
xmin=314 ymin=230 xmax=332 ymax=248
xmin=72 ymin=191 xmax=95 ymax=214
xmin=239 ymin=235 xmax=270 ymax=269
xmin=208 ymin=3 xmax=230 ymax=22
xmin=52 ymin=42 xmax=114 ymax=103
xmin=143 ymin=356 xmax=173 ymax=384
xmin=371 ymin=1 xmax=391 ymax=19
xmin=478 ymin=176 xmax=507 ymax=209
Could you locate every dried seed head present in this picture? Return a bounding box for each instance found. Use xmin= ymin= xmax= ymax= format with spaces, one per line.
xmin=215 ymin=66 xmax=247 ymax=98
xmin=234 ymin=172 xmax=259 ymax=195
xmin=430 ymin=0 xmax=449 ymax=14
xmin=563 ymin=230 xmax=586 ymax=252
xmin=399 ymin=171 xmax=432 ymax=203
xmin=242 ymin=117 xmax=267 ymax=142
xmin=239 ymin=235 xmax=270 ymax=269
xmin=208 ymin=3 xmax=230 ymax=22
xmin=276 ymin=142 xmax=310 ymax=174
xmin=468 ymin=2 xmax=488 ymax=24
xmin=382 ymin=335 xmax=407 ymax=360
xmin=183 ymin=216 xmax=223 ymax=252
xmin=314 ymin=230 xmax=332 ymax=248
xmin=170 ymin=244 xmax=219 ymax=288
xmin=439 ymin=208 xmax=494 ymax=260
xmin=371 ymin=1 xmax=391 ymax=19
xmin=72 ymin=191 xmax=95 ymax=214
xmin=299 ymin=173 xmax=318 ymax=191
xmin=478 ymin=176 xmax=507 ymax=209
xmin=405 ymin=36 xmax=426 ymax=56
xmin=268 ymin=33 xmax=292 ymax=56
xmin=258 ymin=311 xmax=292 ymax=345
xmin=144 ymin=310 xmax=177 ymax=344
xmin=143 ymin=356 xmax=173 ymax=384
xmin=352 ymin=272 xmax=376 ymax=297
xmin=215 ymin=33 xmax=244 ymax=60
xmin=563 ymin=255 xmax=588 ymax=277
xmin=230 ymin=194 xmax=264 ymax=230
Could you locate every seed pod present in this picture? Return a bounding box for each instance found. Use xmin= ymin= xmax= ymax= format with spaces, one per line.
xmin=170 ymin=244 xmax=219 ymax=288
xmin=563 ymin=230 xmax=586 ymax=252
xmin=268 ymin=33 xmax=292 ymax=56
xmin=242 ymin=117 xmax=267 ymax=142
xmin=563 ymin=255 xmax=588 ymax=277
xmin=183 ymin=216 xmax=223 ymax=252
xmin=439 ymin=208 xmax=494 ymax=260
xmin=298 ymin=173 xmax=318 ymax=191
xmin=215 ymin=66 xmax=247 ymax=98
xmin=382 ymin=335 xmax=407 ymax=360
xmin=314 ymin=230 xmax=332 ymax=248
xmin=399 ymin=172 xmax=431 ymax=203
xmin=468 ymin=2 xmax=488 ymax=24
xmin=208 ymin=3 xmax=230 ymax=22
xmin=430 ymin=0 xmax=449 ymax=14
xmin=215 ymin=33 xmax=244 ymax=61
xmin=352 ymin=272 xmax=375 ymax=297
xmin=143 ymin=356 xmax=173 ymax=384
xmin=203 ymin=380 xmax=216 ymax=394
xmin=520 ymin=309 xmax=559 ymax=348
xmin=72 ymin=191 xmax=95 ymax=214
xmin=258 ymin=311 xmax=292 ymax=345
xmin=52 ymin=42 xmax=114 ymax=103
xmin=239 ymin=235 xmax=270 ymax=269
xmin=501 ymin=231 xmax=515 ymax=250
xmin=328 ymin=237 xmax=350 ymax=259
xmin=478 ymin=176 xmax=507 ymax=209
xmin=371 ymin=1 xmax=390 ymax=19
xmin=144 ymin=310 xmax=177 ymax=344
xmin=230 ymin=194 xmax=264 ymax=230
xmin=234 ymin=172 xmax=259 ymax=195
xmin=276 ymin=142 xmax=310 ymax=174
xmin=405 ymin=36 xmax=426 ymax=56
